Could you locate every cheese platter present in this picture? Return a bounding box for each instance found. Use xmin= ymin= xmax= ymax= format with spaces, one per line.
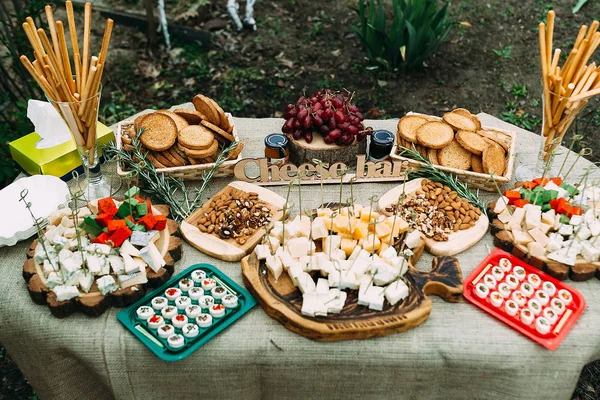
xmin=241 ymin=202 xmax=463 ymax=341
xmin=23 ymin=188 xmax=183 ymax=317
xmin=489 ymin=177 xmax=600 ymax=281
xmin=378 ymin=178 xmax=489 ymax=256
xmin=180 ymin=181 xmax=285 ymax=261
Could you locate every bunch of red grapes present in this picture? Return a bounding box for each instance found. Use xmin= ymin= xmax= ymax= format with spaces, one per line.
xmin=281 ymin=89 xmax=373 ymax=145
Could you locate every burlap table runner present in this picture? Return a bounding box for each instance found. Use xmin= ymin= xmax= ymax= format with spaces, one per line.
xmin=1 ymin=113 xmax=599 ymax=400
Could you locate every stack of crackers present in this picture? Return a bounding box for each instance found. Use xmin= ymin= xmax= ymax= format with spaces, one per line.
xmin=121 ymin=94 xmax=243 ymax=168
xmin=397 ymin=108 xmax=511 ymax=176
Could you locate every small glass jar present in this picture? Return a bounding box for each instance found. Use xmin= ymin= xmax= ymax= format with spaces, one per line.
xmin=368 ymin=130 xmax=395 ymax=162
xmin=264 ymin=134 xmax=290 ymax=165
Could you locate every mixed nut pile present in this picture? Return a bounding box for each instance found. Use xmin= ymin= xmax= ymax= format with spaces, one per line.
xmin=196 ymin=189 xmax=272 ymax=245
xmin=385 ymin=179 xmax=481 ymax=241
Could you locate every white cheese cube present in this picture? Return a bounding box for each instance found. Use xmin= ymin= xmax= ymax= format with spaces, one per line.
xmin=528 ymin=228 xmax=549 ymax=247
xmin=78 ymin=271 xmax=94 ymax=293
xmin=288 ymin=263 xmax=304 ymax=286
xmin=121 ymin=253 xmax=141 ymax=275
xmin=97 ymin=275 xmax=117 ymax=295
xmin=349 ymin=258 xmax=370 ymax=277
xmin=330 ymin=248 xmax=346 ymax=261
xmin=119 ymin=240 xmax=140 ymax=257
xmin=326 ymin=289 xmax=347 ymax=314
xmin=63 ymin=227 xmax=77 ymax=239
xmin=366 ymin=286 xmax=386 ymax=311
xmin=46 ymin=272 xmax=63 ymax=289
xmin=118 ymin=271 xmax=148 ymax=289
xmin=139 ymin=242 xmax=165 ymax=273
xmin=508 ymin=207 xmax=526 ymax=228
xmin=525 ymin=204 xmax=542 ymax=230
xmin=129 ymin=231 xmax=159 ymax=247
xmin=322 ymin=235 xmax=342 ymax=256
xmin=570 ymin=215 xmax=584 ymax=226
xmin=327 ymin=270 xmax=341 ymax=287
xmin=348 ymin=246 xmax=362 ymax=261
xmin=101 ymin=256 xmax=111 ymax=275
xmin=554 ymin=214 xmax=562 ymax=230
xmin=558 ymin=224 xmax=574 ymax=236
xmin=254 ymin=244 xmax=271 ymax=261
xmin=43 ymin=259 xmax=58 ymax=277
xmin=547 ymin=249 xmax=576 ymax=266
xmin=527 ymin=241 xmax=546 ymax=258
xmin=385 ymin=280 xmax=409 ymax=305
xmin=108 ymin=255 xmax=125 ymax=275
xmin=288 ymin=237 xmax=312 ymax=259
xmin=373 ymin=263 xmax=398 ymax=286
xmin=319 ymin=259 xmax=334 ymax=276
xmin=298 ymin=272 xmax=316 ymax=293
xmin=493 ymin=196 xmax=509 ymax=214
xmin=588 ymin=220 xmax=600 ymax=237
xmin=316 ymin=278 xmax=329 ymax=294
xmin=267 ymin=236 xmax=281 ymax=253
xmin=576 ymin=225 xmax=592 ymax=241
xmin=266 ymin=255 xmax=284 ymax=280
xmin=497 ymin=208 xmax=512 ymax=224
xmin=582 ymin=242 xmax=600 ymax=262
xmin=405 ymin=230 xmax=422 ymax=249
xmin=284 ymin=219 xmax=301 ymax=239
xmin=86 ymin=254 xmax=103 ymax=276
xmin=276 ymin=248 xmax=294 ymax=269
xmin=48 ymin=208 xmax=71 ymax=226
xmin=87 ymin=243 xmax=111 ymax=255
xmin=513 ymin=230 xmax=533 ymax=245
xmin=542 ymin=210 xmax=556 ymax=225
xmin=311 ymin=218 xmax=329 ymax=240
xmin=380 ymin=246 xmax=397 ymax=261
xmin=546 ymin=239 xmax=562 ymax=253
xmin=301 ymin=292 xmax=318 ymax=317
xmin=340 ymin=271 xmax=359 ymax=289
xmin=539 ymin=222 xmax=552 ymax=235
xmin=358 ymin=276 xmax=373 ymax=306
xmin=63 ymin=269 xmax=83 ymax=286
xmin=53 ymin=285 xmax=80 ymax=302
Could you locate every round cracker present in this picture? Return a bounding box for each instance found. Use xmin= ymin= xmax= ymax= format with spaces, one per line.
xmin=442 ymin=111 xmax=479 ymax=132
xmin=452 ymin=108 xmax=472 ymax=117
xmin=416 ymin=121 xmax=454 ymax=149
xmin=177 ymin=125 xmax=215 ymax=150
xmin=471 ymin=155 xmax=483 ymax=173
xmin=398 ymin=115 xmax=428 ymax=143
xmin=192 ymin=94 xmax=220 ymax=125
xmin=168 ymin=147 xmax=188 ymax=165
xmin=146 ymin=153 xmax=167 ymax=169
xmin=201 ymin=119 xmax=235 ymax=143
xmin=134 ymin=113 xmax=149 ymax=129
xmin=173 ymin=108 xmax=206 ymax=125
xmin=438 ymin=140 xmax=472 ymax=170
xmin=477 ymin=130 xmax=510 ymax=152
xmin=156 ymin=110 xmax=190 ymax=132
xmin=226 ymin=142 xmax=244 ymax=160
xmin=482 ymin=142 xmax=507 ymax=176
xmin=153 ymin=151 xmax=175 ymax=168
xmin=160 ymin=149 xmax=184 ymax=167
xmin=455 ymin=130 xmax=489 ymax=155
xmin=138 ymin=113 xmax=177 ymax=151
xmin=207 ymin=98 xmax=230 ymax=131
xmin=427 ymin=148 xmax=439 ymax=165
xmin=178 ymin=140 xmax=219 ymax=159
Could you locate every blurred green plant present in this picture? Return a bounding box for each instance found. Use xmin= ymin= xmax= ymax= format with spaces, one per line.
xmin=0 ymin=0 xmax=47 ymax=188
xmin=350 ymin=0 xmax=452 ymax=71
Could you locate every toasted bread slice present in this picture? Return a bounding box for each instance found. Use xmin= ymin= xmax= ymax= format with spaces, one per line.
xmin=156 ymin=110 xmax=190 ymax=132
xmin=201 ymin=120 xmax=235 ymax=143
xmin=471 ymin=155 xmax=483 ymax=173
xmin=398 ymin=115 xmax=428 ymax=143
xmin=139 ymin=113 xmax=178 ymax=151
xmin=174 ymin=108 xmax=206 ymax=125
xmin=477 ymin=129 xmax=511 ymax=151
xmin=177 ymin=125 xmax=215 ymax=150
xmin=146 ymin=153 xmax=167 ymax=169
xmin=482 ymin=142 xmax=506 ymax=176
xmin=416 ymin=121 xmax=454 ymax=149
xmin=178 ymin=140 xmax=219 ymax=159
xmin=452 ymin=108 xmax=472 ymax=117
xmin=207 ymin=98 xmax=231 ymax=132
xmin=166 ymin=147 xmax=188 ymax=166
xmin=438 ymin=140 xmax=472 ymax=170
xmin=416 ymin=144 xmax=428 ymax=159
xmin=227 ymin=142 xmax=244 ymax=160
xmin=192 ymin=94 xmax=220 ymax=125
xmin=455 ymin=130 xmax=489 ymax=155
xmin=427 ymin=148 xmax=439 ymax=165
xmin=471 ymin=115 xmax=482 ymax=131
xmin=442 ymin=111 xmax=478 ymax=132
xmin=152 ymin=151 xmax=176 ymax=168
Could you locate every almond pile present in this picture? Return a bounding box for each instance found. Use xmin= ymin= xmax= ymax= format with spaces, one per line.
xmin=397 ymin=108 xmax=510 ymax=176
xmin=121 ymin=94 xmax=244 ymax=169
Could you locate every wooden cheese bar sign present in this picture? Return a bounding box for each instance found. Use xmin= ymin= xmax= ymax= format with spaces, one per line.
xmin=234 ymin=155 xmax=410 ymax=186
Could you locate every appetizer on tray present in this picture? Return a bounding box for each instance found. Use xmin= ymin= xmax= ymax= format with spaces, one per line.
xmin=23 ymin=187 xmax=183 ymax=317
xmin=489 ymin=177 xmax=600 ymax=281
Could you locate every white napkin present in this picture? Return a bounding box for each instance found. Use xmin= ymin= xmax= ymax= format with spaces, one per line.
xmin=27 ymin=100 xmax=72 ymax=149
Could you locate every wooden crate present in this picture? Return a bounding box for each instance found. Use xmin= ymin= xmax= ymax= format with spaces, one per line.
xmin=116 ymin=112 xmax=242 ymax=179
xmin=390 ymin=112 xmax=517 ymax=191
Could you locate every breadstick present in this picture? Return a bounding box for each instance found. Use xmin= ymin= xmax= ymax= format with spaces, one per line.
xmin=546 ymin=10 xmax=555 ymax=65
xmin=56 ymin=22 xmax=74 ymax=93
xmin=66 ymin=1 xmax=82 ymax=94
xmin=81 ymin=2 xmax=92 ymax=92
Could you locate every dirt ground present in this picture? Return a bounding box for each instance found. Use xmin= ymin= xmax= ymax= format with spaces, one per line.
xmin=3 ymin=0 xmax=600 ymax=398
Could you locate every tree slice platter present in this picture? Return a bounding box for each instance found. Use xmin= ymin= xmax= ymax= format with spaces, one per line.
xmin=23 ymin=205 xmax=183 ymax=318
xmin=378 ymin=178 xmax=489 ymax=256
xmin=180 ymin=181 xmax=285 ymax=261
xmin=241 ymin=251 xmax=463 ymax=342
xmin=488 ymin=190 xmax=600 ymax=282
xmin=286 ymin=133 xmax=367 ymax=167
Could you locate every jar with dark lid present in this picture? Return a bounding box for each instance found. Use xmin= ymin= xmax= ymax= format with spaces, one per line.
xmin=368 ymin=130 xmax=395 ymax=161
xmin=264 ymin=134 xmax=290 ymax=165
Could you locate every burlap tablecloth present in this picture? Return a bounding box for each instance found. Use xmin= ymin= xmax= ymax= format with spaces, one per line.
xmin=1 ymin=114 xmax=599 ymax=400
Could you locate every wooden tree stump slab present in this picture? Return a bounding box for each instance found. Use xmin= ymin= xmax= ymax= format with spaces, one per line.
xmin=287 ymin=133 xmax=367 ymax=167
xmin=23 ymin=205 xmax=182 ymax=317
xmin=242 ymin=253 xmax=463 ymax=342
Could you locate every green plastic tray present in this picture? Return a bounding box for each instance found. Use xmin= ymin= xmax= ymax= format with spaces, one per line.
xmin=117 ymin=263 xmax=257 ymax=361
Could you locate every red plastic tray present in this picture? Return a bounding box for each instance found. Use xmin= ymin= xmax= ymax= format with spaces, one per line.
xmin=463 ymin=248 xmax=585 ymax=350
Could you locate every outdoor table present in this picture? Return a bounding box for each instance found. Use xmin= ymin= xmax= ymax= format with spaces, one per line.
xmin=1 ymin=114 xmax=599 ymax=400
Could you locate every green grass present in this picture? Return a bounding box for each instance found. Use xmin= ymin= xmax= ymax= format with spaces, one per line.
xmin=493 ymin=45 xmax=513 ymax=59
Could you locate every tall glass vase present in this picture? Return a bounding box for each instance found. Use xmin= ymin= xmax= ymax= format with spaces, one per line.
xmin=47 ymin=88 xmax=112 ymax=201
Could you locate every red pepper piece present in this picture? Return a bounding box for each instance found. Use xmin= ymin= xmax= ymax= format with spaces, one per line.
xmin=549 ymin=199 xmax=560 ymax=210
xmin=550 ymin=177 xmax=563 ymax=186
xmin=107 ymin=227 xmax=132 ymax=247
xmin=125 ymin=215 xmax=135 ymax=223
xmin=107 ymin=219 xmax=127 ymax=232
xmin=513 ymin=199 xmax=529 ymax=208
xmin=145 ymin=201 xmax=153 ymax=215
xmin=153 ymin=214 xmax=167 ymax=230
xmin=504 ymin=190 xmax=521 ymax=201
xmin=521 ymin=181 xmax=538 ymax=189
xmin=556 ymin=198 xmax=571 ymax=215
xmin=92 ymin=231 xmax=110 ymax=244
xmin=568 ymin=206 xmax=583 ymax=217
xmin=98 ymin=198 xmax=118 ymax=216
xmin=134 ymin=195 xmax=145 ymax=203
xmin=138 ymin=214 xmax=157 ymax=230
xmin=95 ymin=213 xmax=113 ymax=227
xmin=532 ymin=178 xmax=550 ymax=186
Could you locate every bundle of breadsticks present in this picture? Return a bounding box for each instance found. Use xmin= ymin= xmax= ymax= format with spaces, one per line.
xmin=19 ymin=2 xmax=113 ymax=165
xmin=539 ymin=11 xmax=600 ymax=160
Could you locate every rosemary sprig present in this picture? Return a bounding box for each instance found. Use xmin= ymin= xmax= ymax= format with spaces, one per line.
xmin=20 ymin=189 xmax=55 ymax=270
xmin=104 ymin=130 xmax=237 ymax=222
xmin=399 ymin=146 xmax=487 ymax=215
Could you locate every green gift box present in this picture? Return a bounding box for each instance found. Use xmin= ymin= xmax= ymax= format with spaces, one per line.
xmin=9 ymin=122 xmax=114 ymax=179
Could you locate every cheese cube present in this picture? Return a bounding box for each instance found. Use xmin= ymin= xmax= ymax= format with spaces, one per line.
xmin=558 ymin=224 xmax=574 ymax=236
xmin=545 ymin=239 xmax=562 ymax=252
xmin=266 ymin=255 xmax=283 ymax=280
xmin=582 ymin=242 xmax=600 ymax=262
xmin=332 ymin=215 xmax=352 ymax=234
xmin=493 ymin=196 xmax=509 ymax=214
xmin=508 ymin=207 xmax=526 ymax=228
xmin=328 ymin=268 xmax=342 ymax=287
xmin=348 ymin=258 xmax=370 ymax=277
xmin=119 ymin=240 xmax=140 ymax=257
xmin=385 ymin=280 xmax=409 ymax=305
xmin=269 ymin=222 xmax=284 ymax=242
xmin=254 ymin=244 xmax=271 ymax=261
xmin=366 ymin=286 xmax=385 ymax=311
xmin=352 ymin=222 xmax=369 ymax=240
xmin=43 ymin=259 xmax=57 ymax=277
xmin=139 ymin=242 xmax=165 ymax=273
xmin=570 ymin=215 xmax=584 ymax=226
xmin=576 ymin=225 xmax=592 ymax=241
xmin=316 ymin=278 xmax=329 ymax=294
xmin=288 ymin=263 xmax=304 ymax=286
xmin=385 ymin=216 xmax=408 ymax=238
xmin=379 ymin=246 xmax=397 ymax=261
xmin=360 ymin=207 xmax=376 ymax=222
xmin=525 ymin=204 xmax=542 ymax=230
xmin=340 ymin=271 xmax=359 ymax=289
xmin=314 ymin=293 xmax=329 ymax=317
xmin=311 ymin=218 xmax=329 ymax=240
xmin=276 ymin=248 xmax=294 ymax=269
xmin=121 ymin=253 xmax=140 ymax=275
xmin=542 ymin=210 xmax=556 ymax=225
xmin=513 ymin=230 xmax=534 ymax=245
xmin=588 ymin=220 xmax=600 ymax=237
xmin=301 ymin=292 xmax=318 ymax=317
xmin=46 ymin=272 xmax=63 ymax=289
xmin=78 ymin=271 xmax=94 ymax=293
xmin=326 ymin=289 xmax=347 ymax=314
xmin=53 ymin=285 xmax=81 ymax=302
xmin=528 ymin=228 xmax=549 ymax=247
xmin=363 ymin=234 xmax=381 ymax=253
xmin=547 ymin=248 xmax=576 ymax=266
xmin=340 ymin=238 xmax=358 ymax=257
xmin=288 ymin=237 xmax=312 ymax=258
xmin=539 ymin=222 xmax=552 ymax=235
xmin=373 ymin=263 xmax=398 ymax=286
xmin=348 ymin=246 xmax=362 ymax=261
xmin=330 ymin=249 xmax=347 ymax=261
xmin=118 ymin=270 xmax=148 ymax=289
xmin=316 ymin=208 xmax=333 ymax=218
xmin=527 ymin=241 xmax=546 ymax=258
xmin=322 ymin=235 xmax=342 ymax=255
xmin=86 ymin=254 xmax=104 ymax=276
xmin=405 ymin=230 xmax=422 ymax=249
xmin=297 ymin=272 xmax=316 ymax=293
xmin=497 ymin=208 xmax=512 ymax=224
xmin=374 ymin=222 xmax=391 ymax=239
xmin=358 ymin=275 xmax=373 ymax=306
xmin=129 ymin=230 xmax=159 ymax=247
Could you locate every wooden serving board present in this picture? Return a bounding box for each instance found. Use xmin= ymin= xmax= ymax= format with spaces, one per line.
xmin=23 ymin=204 xmax=183 ymax=318
xmin=180 ymin=181 xmax=285 ymax=261
xmin=378 ymin=178 xmax=489 ymax=256
xmin=241 ymin=250 xmax=463 ymax=342
xmin=286 ymin=133 xmax=367 ymax=166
